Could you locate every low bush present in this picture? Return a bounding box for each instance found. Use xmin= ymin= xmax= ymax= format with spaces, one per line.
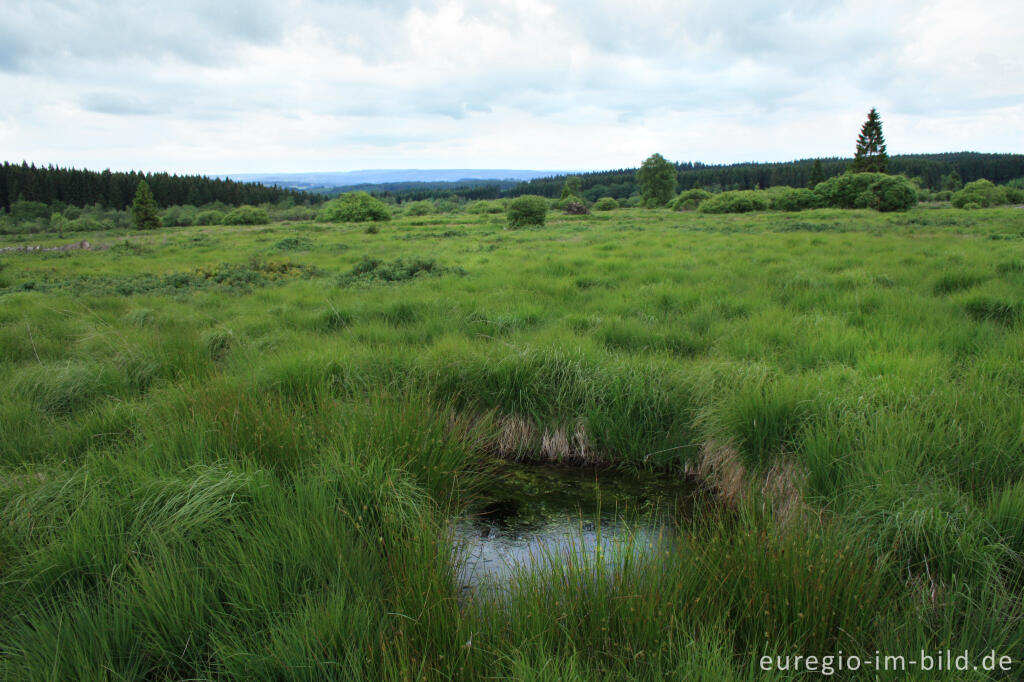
xmin=593 ymin=197 xmax=619 ymax=211
xmin=194 ymin=210 xmax=225 ymax=226
xmin=466 ymin=200 xmax=506 ymax=214
xmin=317 ymin=192 xmax=391 ymax=223
xmin=507 ymin=195 xmax=548 ymax=228
xmin=699 ymin=190 xmax=771 ymax=214
xmin=222 ymin=206 xmax=269 ymax=225
xmin=670 ymin=188 xmax=712 ymax=210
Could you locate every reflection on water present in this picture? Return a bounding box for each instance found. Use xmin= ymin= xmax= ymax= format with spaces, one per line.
xmin=452 ymin=461 xmax=694 ymax=593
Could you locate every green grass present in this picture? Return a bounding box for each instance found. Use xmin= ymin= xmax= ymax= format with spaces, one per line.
xmin=2 ymin=206 xmax=1024 ymax=679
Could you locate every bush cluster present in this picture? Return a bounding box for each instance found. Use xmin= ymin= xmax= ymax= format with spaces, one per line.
xmin=770 ymin=187 xmax=823 ymax=212
xmin=593 ymin=197 xmax=619 ymax=211
xmin=813 ymin=173 xmax=918 ymax=212
xmin=951 ymin=179 xmax=1010 ymax=209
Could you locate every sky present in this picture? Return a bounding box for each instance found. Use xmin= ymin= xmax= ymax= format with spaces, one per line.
xmin=1 ymin=0 xmax=1022 ymax=175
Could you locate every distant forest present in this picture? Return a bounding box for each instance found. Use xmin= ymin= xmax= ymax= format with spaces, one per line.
xmin=0 ymin=162 xmax=315 ymax=212
xmin=367 ymin=152 xmax=1024 ymax=203
xmin=5 ymin=153 xmax=1023 ymax=212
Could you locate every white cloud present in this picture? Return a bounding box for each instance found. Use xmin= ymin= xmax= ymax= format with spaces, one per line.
xmin=1 ymin=0 xmax=1021 ymax=173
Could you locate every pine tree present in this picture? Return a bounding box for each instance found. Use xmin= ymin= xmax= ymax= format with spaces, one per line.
xmin=808 ymin=159 xmax=825 ymax=188
xmin=942 ymin=170 xmax=963 ymax=192
xmin=851 ymin=108 xmax=889 ymax=174
xmin=131 ymin=180 xmax=160 ymax=230
xmin=560 ymin=176 xmax=582 ymax=200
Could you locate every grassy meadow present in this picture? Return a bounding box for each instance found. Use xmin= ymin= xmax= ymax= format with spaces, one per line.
xmin=3 ymin=205 xmax=1024 ymax=679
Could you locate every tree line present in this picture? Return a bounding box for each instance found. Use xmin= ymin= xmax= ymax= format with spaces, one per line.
xmin=504 ymin=152 xmax=1024 ymax=201
xmin=0 ymin=161 xmax=315 ymax=213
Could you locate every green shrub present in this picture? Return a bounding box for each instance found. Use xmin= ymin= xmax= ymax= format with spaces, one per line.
xmin=222 ymin=206 xmax=269 ymax=225
xmin=813 ymin=173 xmax=917 ymax=211
xmin=770 ymin=187 xmax=823 ymax=212
xmin=194 ymin=210 xmax=225 ymax=226
xmin=952 ymin=179 xmax=1009 ymax=208
xmin=624 ymin=195 xmax=644 ymax=208
xmin=317 ymin=192 xmax=391 ymax=223
xmin=593 ymin=197 xmax=619 ymax=211
xmin=507 ymin=195 xmax=549 ymax=228
xmin=670 ymin=188 xmax=712 ymax=210
xmin=404 ymin=200 xmax=434 ymax=217
xmin=962 ymin=202 xmax=981 ymax=210
xmin=1006 ymin=187 xmax=1024 ymax=203
xmin=699 ymin=190 xmax=771 ymax=214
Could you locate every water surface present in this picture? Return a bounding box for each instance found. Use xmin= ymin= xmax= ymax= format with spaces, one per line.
xmin=452 ymin=461 xmax=695 ymax=593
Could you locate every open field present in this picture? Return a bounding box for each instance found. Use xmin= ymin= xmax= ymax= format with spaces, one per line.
xmin=3 ymin=206 xmax=1024 ymax=679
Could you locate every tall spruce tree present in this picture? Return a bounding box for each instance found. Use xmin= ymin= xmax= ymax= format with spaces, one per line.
xmin=131 ymin=180 xmax=160 ymax=230
xmin=808 ymin=159 xmax=825 ymax=187
xmin=851 ymin=108 xmax=889 ymax=174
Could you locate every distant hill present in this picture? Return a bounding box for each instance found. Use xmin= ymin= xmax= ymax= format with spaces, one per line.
xmin=222 ymin=169 xmax=565 ymax=191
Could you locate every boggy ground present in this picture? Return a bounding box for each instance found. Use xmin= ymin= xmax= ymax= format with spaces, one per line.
xmin=2 ymin=206 xmax=1024 ymax=680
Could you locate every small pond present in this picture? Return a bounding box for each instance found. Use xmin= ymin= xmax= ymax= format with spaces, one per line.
xmin=452 ymin=461 xmax=696 ymax=594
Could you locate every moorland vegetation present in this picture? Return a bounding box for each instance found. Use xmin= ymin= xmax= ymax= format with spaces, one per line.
xmin=2 ymin=200 xmax=1024 ymax=679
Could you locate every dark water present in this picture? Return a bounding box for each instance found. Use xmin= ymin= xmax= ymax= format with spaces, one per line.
xmin=452 ymin=461 xmax=695 ymax=592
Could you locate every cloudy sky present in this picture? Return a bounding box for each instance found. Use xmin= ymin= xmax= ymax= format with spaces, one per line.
xmin=1 ymin=0 xmax=1021 ymax=174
